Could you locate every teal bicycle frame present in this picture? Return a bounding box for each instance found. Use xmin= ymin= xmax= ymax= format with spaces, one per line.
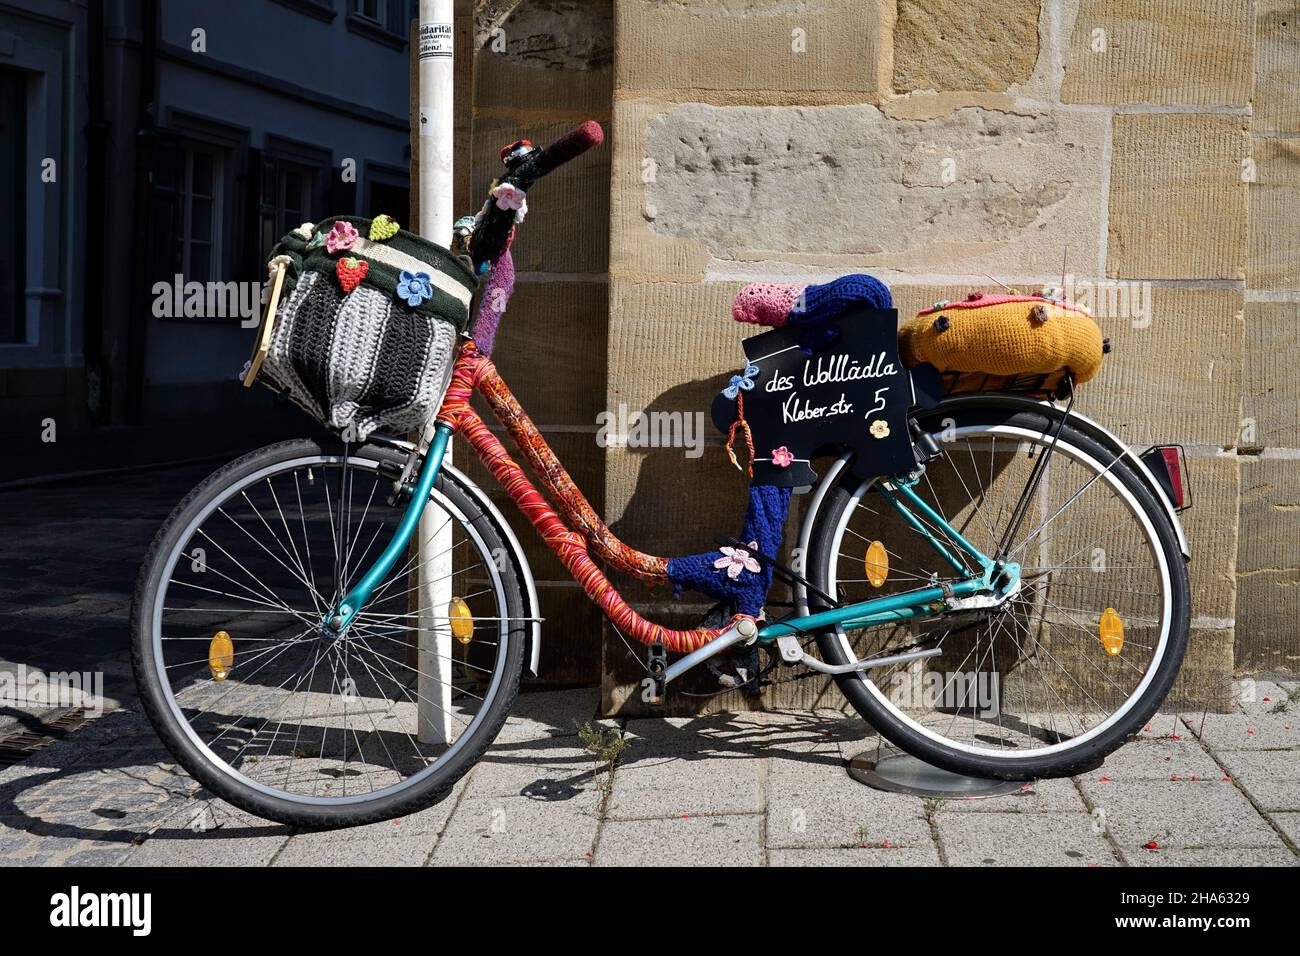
xmin=325 ymin=421 xmax=1016 ymax=661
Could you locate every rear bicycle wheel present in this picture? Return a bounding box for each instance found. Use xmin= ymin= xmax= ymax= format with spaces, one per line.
xmin=805 ymin=403 xmax=1191 ymax=780
xmin=131 ymin=438 xmax=526 ymax=828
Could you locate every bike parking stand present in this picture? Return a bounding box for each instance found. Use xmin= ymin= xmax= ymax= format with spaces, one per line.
xmin=846 ymin=746 xmax=1027 ymax=799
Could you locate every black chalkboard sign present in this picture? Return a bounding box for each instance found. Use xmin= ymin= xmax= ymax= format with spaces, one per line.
xmin=711 ymin=307 xmax=917 ymax=488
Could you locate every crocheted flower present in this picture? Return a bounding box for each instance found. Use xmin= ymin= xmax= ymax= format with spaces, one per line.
xmin=714 ymin=542 xmax=762 ymax=580
xmin=869 ymin=419 xmax=891 ymax=439
xmin=491 ymin=182 xmax=526 ymax=211
xmin=369 ymin=214 xmax=400 ymax=241
xmin=336 ymin=256 xmax=368 ymax=293
xmin=396 ymin=270 xmax=433 ymax=307
xmin=771 ymin=446 xmax=794 ymax=468
xmin=293 ymin=222 xmax=316 ymax=240
xmin=722 ymin=361 xmax=760 ymax=399
xmin=326 ymin=220 xmax=360 ymax=254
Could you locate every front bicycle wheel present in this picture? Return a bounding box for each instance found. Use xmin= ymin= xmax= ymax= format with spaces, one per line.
xmin=805 ymin=402 xmax=1191 ymax=780
xmin=131 ymin=438 xmax=526 ymax=828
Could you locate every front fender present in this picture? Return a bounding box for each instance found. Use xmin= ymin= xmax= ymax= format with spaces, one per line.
xmin=440 ymin=462 xmax=543 ymax=676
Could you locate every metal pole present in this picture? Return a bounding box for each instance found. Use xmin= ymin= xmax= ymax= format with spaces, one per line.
xmin=415 ymin=0 xmax=455 ymax=744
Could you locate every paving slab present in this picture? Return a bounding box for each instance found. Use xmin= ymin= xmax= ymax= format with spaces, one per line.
xmin=937 ymin=811 xmax=1118 ymax=866
xmin=769 ymin=845 xmax=942 ymax=866
xmin=429 ymin=795 xmax=600 ymax=866
xmin=1125 ymin=846 xmax=1297 ymax=867
xmin=765 ymin=777 xmax=932 ymax=850
xmin=1078 ymin=779 xmax=1284 ymax=851
xmin=606 ymin=754 xmax=762 ymax=820
xmin=1186 ymin=713 xmax=1299 ymax=751
xmin=1233 ymin=679 xmax=1297 ymax=717
xmin=1215 ymin=750 xmax=1300 ymax=811
xmin=462 ymin=743 xmax=601 ymax=802
xmin=492 ymin=687 xmax=601 ymax=744
xmin=273 ymin=830 xmax=434 ymax=866
xmin=595 ymin=814 xmax=761 ymax=867
xmin=124 ymin=832 xmax=290 ymax=866
xmin=934 ymin=777 xmax=1087 ymax=814
xmin=1270 ymin=811 xmax=1300 ymax=848
xmin=1096 ymin=737 xmax=1226 ymax=781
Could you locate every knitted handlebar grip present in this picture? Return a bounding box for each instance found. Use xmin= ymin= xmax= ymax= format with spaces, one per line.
xmin=527 ymin=121 xmax=604 ymax=181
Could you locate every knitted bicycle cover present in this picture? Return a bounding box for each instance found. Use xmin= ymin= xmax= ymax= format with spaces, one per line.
xmin=732 ymin=273 xmax=894 ymax=329
xmin=666 ymin=483 xmax=792 ymax=617
xmin=899 ymin=291 xmax=1105 ymax=394
xmin=248 ymin=215 xmax=477 ymax=440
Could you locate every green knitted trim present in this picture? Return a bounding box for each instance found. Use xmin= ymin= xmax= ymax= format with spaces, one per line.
xmin=268 ymin=216 xmax=477 ymax=333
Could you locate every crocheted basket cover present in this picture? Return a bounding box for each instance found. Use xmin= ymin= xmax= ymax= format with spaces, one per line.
xmin=254 ymin=216 xmax=477 ymax=440
xmin=898 ymin=292 xmax=1104 ymax=394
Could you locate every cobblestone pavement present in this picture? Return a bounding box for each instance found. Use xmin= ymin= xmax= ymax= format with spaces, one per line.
xmin=1 ymin=466 xmax=1298 ymax=866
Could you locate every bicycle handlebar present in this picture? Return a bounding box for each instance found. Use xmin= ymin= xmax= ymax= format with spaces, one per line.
xmin=513 ymin=120 xmax=604 ymax=187
xmin=468 ymin=121 xmax=605 ymax=269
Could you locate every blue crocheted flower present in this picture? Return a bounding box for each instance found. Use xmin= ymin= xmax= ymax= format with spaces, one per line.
xmin=397 ymin=270 xmax=433 ymax=307
xmin=722 ymin=361 xmax=760 ymax=399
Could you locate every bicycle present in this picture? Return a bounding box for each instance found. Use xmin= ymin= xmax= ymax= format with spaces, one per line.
xmin=131 ymin=121 xmax=1193 ymax=828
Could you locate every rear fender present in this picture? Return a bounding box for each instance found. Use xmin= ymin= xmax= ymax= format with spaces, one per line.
xmin=792 ymin=393 xmax=1191 ymax=612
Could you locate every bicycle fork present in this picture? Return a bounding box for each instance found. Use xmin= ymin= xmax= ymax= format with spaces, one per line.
xmin=324 ymin=423 xmax=454 ymax=635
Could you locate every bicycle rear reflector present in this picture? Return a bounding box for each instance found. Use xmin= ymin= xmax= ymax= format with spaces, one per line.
xmin=865 ymin=540 xmax=889 ymax=588
xmin=1098 ymin=608 xmax=1124 ymax=657
xmin=208 ymin=630 xmax=234 ymax=681
xmin=448 ymin=598 xmax=474 ymax=645
xmin=1140 ymin=445 xmax=1191 ymax=511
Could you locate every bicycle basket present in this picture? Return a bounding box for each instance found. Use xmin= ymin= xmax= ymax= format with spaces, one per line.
xmin=243 ymin=215 xmax=477 ymax=440
xmin=898 ymin=291 xmax=1106 ymax=396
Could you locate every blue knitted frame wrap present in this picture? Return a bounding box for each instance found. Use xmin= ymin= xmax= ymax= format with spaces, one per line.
xmin=667 ymin=484 xmax=793 ymax=617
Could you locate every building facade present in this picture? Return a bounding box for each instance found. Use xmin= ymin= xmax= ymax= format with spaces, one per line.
xmin=1 ymin=0 xmax=417 ymax=474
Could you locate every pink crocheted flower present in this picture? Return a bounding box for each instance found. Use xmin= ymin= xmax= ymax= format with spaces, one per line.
xmin=771 ymin=446 xmax=794 ymax=468
xmin=491 ymin=182 xmax=526 ymax=212
xmin=714 ymin=541 xmax=762 ymax=580
xmin=326 ymin=220 xmax=360 ymax=254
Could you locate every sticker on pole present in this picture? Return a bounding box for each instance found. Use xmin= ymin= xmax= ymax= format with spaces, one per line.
xmin=419 ymin=22 xmax=453 ymax=59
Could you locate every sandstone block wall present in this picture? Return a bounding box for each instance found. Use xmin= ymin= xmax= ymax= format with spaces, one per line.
xmin=602 ymin=0 xmax=1298 ymax=713
xmin=463 ymin=2 xmax=1298 ymax=707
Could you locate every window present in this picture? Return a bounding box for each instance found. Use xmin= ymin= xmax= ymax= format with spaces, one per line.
xmin=269 ymin=0 xmax=336 ymax=22
xmin=346 ymin=0 xmax=411 ymax=47
xmin=149 ymin=140 xmax=227 ymax=284
xmin=365 ymin=164 xmax=410 ymax=224
xmin=258 ymin=156 xmax=324 ymax=260
xmin=0 ymin=69 xmax=27 ymax=343
xmin=177 ymin=147 xmax=224 ymax=283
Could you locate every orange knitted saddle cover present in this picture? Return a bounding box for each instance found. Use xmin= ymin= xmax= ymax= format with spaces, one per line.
xmin=898 ymin=292 xmax=1105 ymax=395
